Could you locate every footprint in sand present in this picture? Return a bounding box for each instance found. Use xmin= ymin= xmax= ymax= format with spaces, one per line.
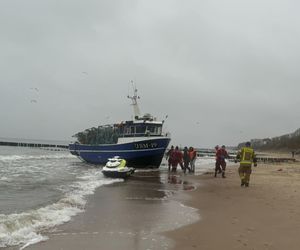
xmin=264 ymin=242 xmax=273 ymax=249
xmin=235 ymin=233 xmax=251 ymax=248
xmin=232 ymin=216 xmax=239 ymax=224
xmin=236 ymin=238 xmax=249 ymax=248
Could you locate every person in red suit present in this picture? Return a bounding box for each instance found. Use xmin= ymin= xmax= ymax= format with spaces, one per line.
xmin=215 ymin=145 xmax=229 ymax=178
xmin=171 ymin=146 xmax=183 ymax=172
xmin=166 ymin=145 xmax=174 ymax=171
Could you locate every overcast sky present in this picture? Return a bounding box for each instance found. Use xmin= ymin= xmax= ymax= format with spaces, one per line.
xmin=1 ymin=0 xmax=300 ymax=148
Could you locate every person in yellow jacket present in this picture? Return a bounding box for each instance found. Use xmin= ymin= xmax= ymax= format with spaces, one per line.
xmin=236 ymin=142 xmax=257 ymax=187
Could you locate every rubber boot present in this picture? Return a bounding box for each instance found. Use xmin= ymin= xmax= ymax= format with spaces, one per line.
xmin=222 ymin=172 xmax=226 ymax=178
xmin=214 ymin=171 xmax=217 ymax=177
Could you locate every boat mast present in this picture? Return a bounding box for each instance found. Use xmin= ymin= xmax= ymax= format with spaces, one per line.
xmin=127 ymin=80 xmax=141 ymax=120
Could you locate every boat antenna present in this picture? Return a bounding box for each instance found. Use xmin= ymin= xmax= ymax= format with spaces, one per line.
xmin=162 ymin=114 xmax=168 ymax=124
xmin=127 ymin=80 xmax=141 ymax=120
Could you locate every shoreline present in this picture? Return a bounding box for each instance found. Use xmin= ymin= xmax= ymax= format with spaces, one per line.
xmin=20 ymin=159 xmax=300 ymax=250
xmin=24 ymin=168 xmax=202 ymax=250
xmin=165 ymin=160 xmax=300 ymax=250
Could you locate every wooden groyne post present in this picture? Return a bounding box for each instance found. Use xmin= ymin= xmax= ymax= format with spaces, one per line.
xmin=0 ymin=140 xmax=68 ymax=150
xmin=256 ymin=157 xmax=296 ymax=163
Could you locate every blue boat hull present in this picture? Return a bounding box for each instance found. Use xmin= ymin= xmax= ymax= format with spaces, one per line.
xmin=69 ymin=137 xmax=171 ymax=168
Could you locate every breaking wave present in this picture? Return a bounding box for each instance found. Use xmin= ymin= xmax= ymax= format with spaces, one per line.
xmin=0 ymin=170 xmax=123 ymax=249
xmin=0 ymin=154 xmax=75 ymax=162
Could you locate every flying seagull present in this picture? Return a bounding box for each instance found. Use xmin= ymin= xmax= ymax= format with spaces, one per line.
xmin=30 ymin=87 xmax=39 ymax=92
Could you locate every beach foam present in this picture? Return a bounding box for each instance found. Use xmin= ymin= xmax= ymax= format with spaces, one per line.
xmin=0 ymin=154 xmax=75 ymax=162
xmin=194 ymin=156 xmax=217 ymax=174
xmin=0 ymin=169 xmax=123 ymax=249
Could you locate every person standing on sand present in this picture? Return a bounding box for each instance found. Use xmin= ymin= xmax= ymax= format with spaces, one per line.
xmin=214 ymin=145 xmax=222 ymax=177
xmin=171 ymin=146 xmax=181 ymax=172
xmin=236 ymin=142 xmax=257 ymax=187
xmin=166 ymin=145 xmax=174 ymax=171
xmin=188 ymin=147 xmax=197 ymax=173
xmin=215 ymin=145 xmax=229 ymax=178
xmin=291 ymin=150 xmax=295 ymax=158
xmin=177 ymin=147 xmax=184 ymax=171
xmin=183 ymin=146 xmax=192 ymax=173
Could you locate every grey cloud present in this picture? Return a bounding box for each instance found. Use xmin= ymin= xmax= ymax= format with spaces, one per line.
xmin=0 ymin=0 xmax=299 ymax=147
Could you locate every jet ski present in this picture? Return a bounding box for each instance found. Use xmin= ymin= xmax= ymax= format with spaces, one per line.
xmin=102 ymin=156 xmax=135 ymax=178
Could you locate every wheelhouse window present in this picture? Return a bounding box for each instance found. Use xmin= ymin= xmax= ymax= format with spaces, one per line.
xmin=156 ymin=126 xmax=162 ymax=135
xmin=135 ymin=125 xmax=146 ymax=135
xmin=130 ymin=126 xmax=135 ymax=134
xmin=146 ymin=125 xmax=162 ymax=136
xmin=124 ymin=126 xmax=132 ymax=135
xmin=121 ymin=124 xmax=162 ymax=137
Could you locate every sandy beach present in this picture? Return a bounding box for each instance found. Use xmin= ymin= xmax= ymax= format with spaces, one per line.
xmin=166 ymin=158 xmax=300 ymax=250
xmin=23 ymin=158 xmax=300 ymax=250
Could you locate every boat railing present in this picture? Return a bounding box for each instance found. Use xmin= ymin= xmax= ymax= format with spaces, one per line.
xmin=119 ymin=132 xmax=164 ymax=138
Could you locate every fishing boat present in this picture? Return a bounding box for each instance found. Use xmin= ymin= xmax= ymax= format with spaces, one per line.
xmin=69 ymin=83 xmax=171 ymax=168
xmin=102 ymin=157 xmax=135 ymax=178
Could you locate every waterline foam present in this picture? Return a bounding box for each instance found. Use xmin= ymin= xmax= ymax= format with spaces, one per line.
xmin=0 ymin=169 xmax=123 ymax=249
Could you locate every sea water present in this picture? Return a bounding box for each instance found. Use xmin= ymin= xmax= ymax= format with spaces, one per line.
xmin=0 ymin=146 xmax=122 ymax=249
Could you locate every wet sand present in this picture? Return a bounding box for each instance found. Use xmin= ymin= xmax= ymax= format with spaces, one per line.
xmin=26 ymin=169 xmax=200 ymax=250
xmin=166 ymin=160 xmax=300 ymax=250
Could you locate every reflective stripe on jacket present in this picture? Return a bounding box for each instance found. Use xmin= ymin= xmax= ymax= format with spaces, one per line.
xmin=238 ymin=147 xmax=255 ymax=166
